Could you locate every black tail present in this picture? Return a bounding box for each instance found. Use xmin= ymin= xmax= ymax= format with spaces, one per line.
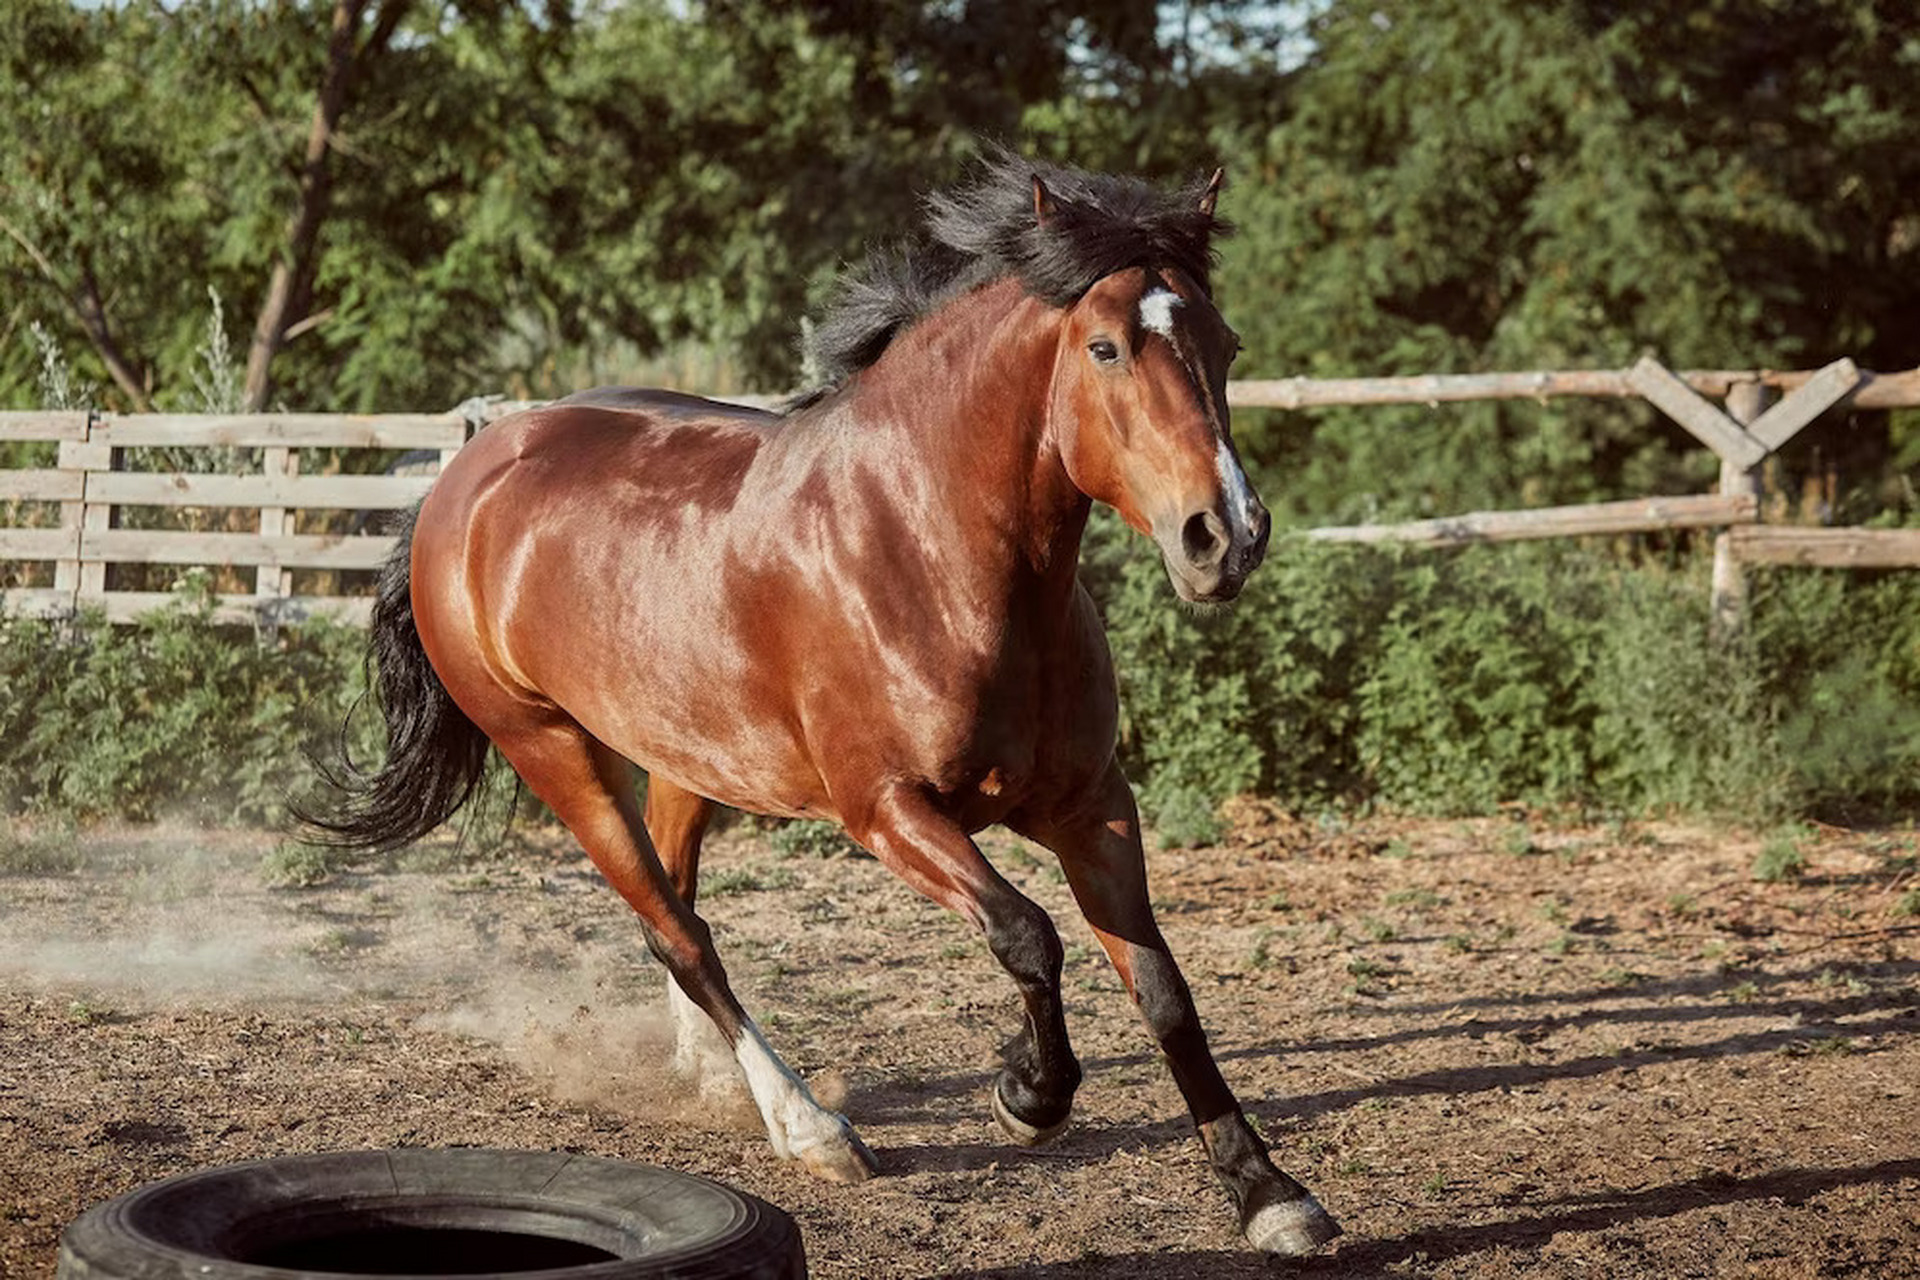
xmin=296 ymin=507 xmax=493 ymax=852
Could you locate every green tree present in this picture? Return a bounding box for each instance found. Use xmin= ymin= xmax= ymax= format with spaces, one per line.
xmin=2 ymin=0 xmax=1240 ymax=409
xmin=1218 ymin=0 xmax=1920 ymax=523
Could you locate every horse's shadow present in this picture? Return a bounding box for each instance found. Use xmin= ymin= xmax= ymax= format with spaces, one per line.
xmin=854 ymin=958 xmax=1920 ymax=1163
xmin=866 ymin=993 xmax=1918 ymax=1178
xmin=927 ymin=1158 xmax=1920 ymax=1278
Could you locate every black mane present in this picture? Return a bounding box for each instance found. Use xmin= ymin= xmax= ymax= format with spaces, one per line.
xmin=799 ymin=151 xmax=1230 ymax=394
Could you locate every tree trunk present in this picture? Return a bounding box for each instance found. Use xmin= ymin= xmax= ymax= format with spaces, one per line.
xmin=242 ymin=0 xmax=407 ymax=412
xmin=0 ymin=215 xmax=153 ymax=410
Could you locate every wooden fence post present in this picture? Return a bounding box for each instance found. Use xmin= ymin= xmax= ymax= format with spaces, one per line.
xmin=256 ymin=445 xmax=298 ymax=600
xmin=1712 ymin=379 xmax=1771 ymax=638
xmin=51 ymin=414 xmax=89 ymax=610
xmin=59 ymin=415 xmax=115 ymax=611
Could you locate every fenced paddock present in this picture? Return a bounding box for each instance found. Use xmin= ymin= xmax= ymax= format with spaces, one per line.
xmin=2 ymin=362 xmax=1918 ymax=627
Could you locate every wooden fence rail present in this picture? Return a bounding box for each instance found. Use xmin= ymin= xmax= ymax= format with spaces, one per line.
xmin=3 ymin=361 xmax=1918 ymax=627
xmin=0 ymin=408 xmax=469 ymax=625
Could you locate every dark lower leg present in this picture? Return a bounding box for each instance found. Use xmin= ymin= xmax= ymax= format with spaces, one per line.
xmin=1117 ymin=937 xmax=1335 ymax=1249
xmin=848 ymin=787 xmax=1081 ymax=1137
xmin=984 ymin=903 xmax=1081 ymax=1132
xmin=1027 ymin=759 xmax=1335 ymax=1253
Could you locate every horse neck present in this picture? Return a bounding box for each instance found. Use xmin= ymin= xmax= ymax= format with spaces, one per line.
xmin=843 ymin=277 xmax=1090 ymax=598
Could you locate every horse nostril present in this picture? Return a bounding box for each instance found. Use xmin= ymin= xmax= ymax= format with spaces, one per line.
xmin=1249 ymin=502 xmax=1272 ymax=559
xmin=1181 ymin=510 xmax=1228 ymax=569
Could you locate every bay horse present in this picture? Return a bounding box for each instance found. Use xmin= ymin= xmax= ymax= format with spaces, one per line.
xmin=306 ymin=154 xmax=1338 ymax=1256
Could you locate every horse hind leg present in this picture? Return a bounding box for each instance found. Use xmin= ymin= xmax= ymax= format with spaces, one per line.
xmin=491 ymin=716 xmax=876 ymax=1184
xmin=643 ymin=779 xmax=739 ymax=1098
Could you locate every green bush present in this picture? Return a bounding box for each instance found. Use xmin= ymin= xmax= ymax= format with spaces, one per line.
xmin=1748 ymin=568 xmax=1920 ymax=818
xmin=5 ymin=528 xmax=1915 ymax=841
xmin=1086 ymin=517 xmax=1920 ymax=837
xmin=1354 ymin=547 xmax=1603 ymax=812
xmin=0 ymin=573 xmax=371 ymax=824
xmin=1586 ymin=566 xmax=1787 ymax=816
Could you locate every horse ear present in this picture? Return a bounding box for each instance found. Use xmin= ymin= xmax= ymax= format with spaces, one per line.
xmin=1031 ymin=174 xmax=1059 ymax=227
xmin=1199 ymin=167 xmax=1225 ymax=218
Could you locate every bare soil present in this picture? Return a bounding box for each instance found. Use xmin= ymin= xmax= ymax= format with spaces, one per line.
xmin=2 ymin=809 xmax=1918 ymax=1279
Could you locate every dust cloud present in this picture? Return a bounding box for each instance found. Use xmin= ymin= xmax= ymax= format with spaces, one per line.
xmin=0 ymin=822 xmax=745 ymax=1119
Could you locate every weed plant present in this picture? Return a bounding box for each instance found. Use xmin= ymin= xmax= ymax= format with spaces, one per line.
xmin=0 ymin=572 xmax=372 ymax=824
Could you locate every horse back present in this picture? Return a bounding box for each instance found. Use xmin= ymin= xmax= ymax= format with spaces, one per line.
xmin=556 ymin=385 xmax=781 ymax=427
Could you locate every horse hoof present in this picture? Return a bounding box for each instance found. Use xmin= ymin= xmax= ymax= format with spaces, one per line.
xmin=798 ymin=1129 xmax=880 ymax=1185
xmin=1243 ymin=1194 xmax=1341 ymax=1256
xmin=990 ymin=1078 xmax=1070 ymax=1146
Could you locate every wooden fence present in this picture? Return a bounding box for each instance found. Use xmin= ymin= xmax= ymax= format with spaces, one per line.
xmin=2 ymin=362 xmax=1917 ymax=628
xmin=0 ymin=408 xmax=474 ymax=625
xmin=1255 ymin=357 xmax=1920 ymax=632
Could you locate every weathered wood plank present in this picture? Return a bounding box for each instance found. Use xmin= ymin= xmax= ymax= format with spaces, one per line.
xmin=77 ymin=469 xmax=109 ymax=597
xmin=257 ymin=446 xmax=295 ymax=597
xmin=57 ymin=440 xmax=112 ymax=470
xmin=1228 ymin=365 xmax=1920 ymax=411
xmin=0 ymin=528 xmax=82 ymax=559
xmin=78 ymin=529 xmax=396 ymax=570
xmin=54 ymin=495 xmax=82 ymax=594
xmin=0 ymin=470 xmax=84 ymax=501
xmin=0 ymin=412 xmax=88 ymax=442
xmin=90 ymin=413 xmax=467 ymax=450
xmin=1747 ymin=358 xmax=1862 ymax=453
xmin=81 ymin=590 xmax=375 ymax=626
xmin=85 ymin=471 xmax=434 ymax=509
xmin=1229 ymin=370 xmax=1632 ymax=409
xmin=1303 ymin=493 xmax=1758 ymax=547
xmin=0 ymin=587 xmax=77 ymax=618
xmin=1725 ymin=526 xmax=1920 ymax=569
xmin=1625 ymin=358 xmax=1769 ymax=470
xmin=1710 ymin=382 xmax=1771 ymax=640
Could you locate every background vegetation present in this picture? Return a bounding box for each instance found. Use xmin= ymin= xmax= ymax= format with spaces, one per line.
xmin=2 ymin=0 xmax=1917 ymax=836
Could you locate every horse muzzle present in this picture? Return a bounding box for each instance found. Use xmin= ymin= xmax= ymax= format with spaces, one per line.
xmin=1157 ymin=498 xmax=1271 ymax=603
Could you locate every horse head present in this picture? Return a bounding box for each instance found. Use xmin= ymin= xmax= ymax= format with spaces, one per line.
xmin=1039 ymin=173 xmax=1270 ymax=603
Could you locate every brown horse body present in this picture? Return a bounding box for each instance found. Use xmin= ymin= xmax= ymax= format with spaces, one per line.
xmin=428 ymin=283 xmax=1113 ymax=832
xmin=311 ymin=157 xmax=1338 ymax=1255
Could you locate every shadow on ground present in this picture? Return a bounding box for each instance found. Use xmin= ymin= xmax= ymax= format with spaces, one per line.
xmin=932 ymin=1159 xmax=1920 ymax=1279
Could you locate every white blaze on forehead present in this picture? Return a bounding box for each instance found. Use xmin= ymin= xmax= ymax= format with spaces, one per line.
xmin=1139 ymin=286 xmax=1184 ymax=338
xmin=1216 ymin=438 xmax=1258 ymax=538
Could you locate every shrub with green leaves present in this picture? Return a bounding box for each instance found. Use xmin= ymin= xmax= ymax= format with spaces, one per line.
xmin=5 ymin=525 xmax=1916 ymax=843
xmin=1085 ymin=517 xmax=1920 ymax=838
xmin=0 ymin=573 xmax=372 ymax=824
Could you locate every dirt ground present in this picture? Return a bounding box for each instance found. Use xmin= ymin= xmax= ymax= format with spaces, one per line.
xmin=2 ymin=807 xmax=1918 ymax=1279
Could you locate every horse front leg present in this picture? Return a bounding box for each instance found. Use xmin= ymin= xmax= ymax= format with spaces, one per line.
xmin=846 ymin=785 xmax=1082 ymax=1144
xmin=1015 ymin=760 xmax=1341 ymax=1257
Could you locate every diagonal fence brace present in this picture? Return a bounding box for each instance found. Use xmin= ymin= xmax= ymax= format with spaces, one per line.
xmin=1628 ymin=356 xmax=1862 ymax=469
xmin=1747 ymin=357 xmax=1861 ymax=452
xmin=1627 ymin=357 xmax=1768 ymax=469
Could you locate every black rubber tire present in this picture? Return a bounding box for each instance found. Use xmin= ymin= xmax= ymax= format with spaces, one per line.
xmin=57 ymin=1149 xmax=804 ymax=1280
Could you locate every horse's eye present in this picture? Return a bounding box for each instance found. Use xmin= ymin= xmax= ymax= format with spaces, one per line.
xmin=1088 ymin=339 xmax=1121 ymax=366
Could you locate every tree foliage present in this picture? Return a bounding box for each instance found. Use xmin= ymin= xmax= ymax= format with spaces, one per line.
xmin=1221 ymin=0 xmax=1920 ymax=521
xmin=2 ymin=0 xmax=1914 ymax=509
